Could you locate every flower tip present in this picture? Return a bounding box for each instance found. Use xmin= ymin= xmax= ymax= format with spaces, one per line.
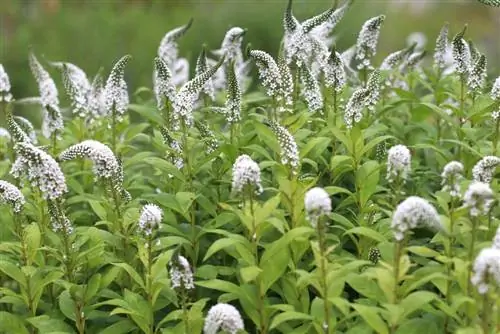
xmin=186 ymin=17 xmax=194 ymax=29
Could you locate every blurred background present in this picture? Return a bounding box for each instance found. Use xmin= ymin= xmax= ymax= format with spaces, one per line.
xmin=1 ymin=0 xmax=499 ymax=100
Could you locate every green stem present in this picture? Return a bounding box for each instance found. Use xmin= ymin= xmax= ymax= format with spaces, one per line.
xmin=391 ymin=239 xmax=403 ymax=334
xmin=493 ymin=117 xmax=500 ymax=155
xmin=444 ymin=199 xmax=456 ymax=332
xmin=317 ymin=217 xmax=331 ymax=333
xmin=111 ymin=105 xmax=118 ymax=154
xmin=51 ymin=131 xmax=57 ymax=156
xmin=333 ymin=89 xmax=337 ymax=127
xmin=146 ymin=234 xmax=154 ymax=334
xmin=466 ymin=216 xmax=478 ymax=298
xmin=457 ymin=78 xmax=465 ymax=160
xmin=481 ymin=287 xmax=490 ymax=334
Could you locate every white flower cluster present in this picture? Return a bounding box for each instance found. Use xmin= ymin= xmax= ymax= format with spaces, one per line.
xmin=160 ymin=127 xmax=184 ymax=170
xmin=299 ymin=64 xmax=323 ymax=113
xmin=249 ymin=50 xmax=282 ymax=99
xmin=0 ymin=180 xmax=25 ymax=213
xmin=169 ymin=255 xmax=195 ymax=290
xmin=10 ymin=142 xmax=67 ymax=200
xmin=434 ymin=23 xmax=452 ymax=71
xmin=203 ymin=303 xmax=244 ymax=334
xmin=231 ymin=154 xmax=263 ymax=196
xmin=195 ymin=47 xmax=216 ymax=101
xmin=391 ymin=196 xmax=441 ymax=241
xmin=354 ymin=15 xmax=385 ymax=70
xmin=224 ymin=62 xmax=242 ymax=124
xmin=11 ymin=116 xmax=37 ymax=144
xmin=29 ymin=52 xmax=64 ymax=138
xmin=310 ymin=1 xmax=351 ymax=49
xmin=380 ymin=48 xmax=408 ymax=71
xmin=0 ymin=64 xmax=13 ymax=102
xmin=493 ymin=226 xmax=500 ymax=249
xmin=472 ymin=156 xmax=500 ymax=183
xmin=59 ymin=140 xmax=120 ymax=180
xmin=103 ymin=55 xmax=131 ymax=120
xmin=463 ymin=181 xmax=494 ymax=217
xmin=467 ymin=55 xmax=487 ymax=93
xmin=48 ymin=200 xmax=73 ymax=235
xmin=386 ymin=144 xmax=411 ymax=183
xmin=270 ymin=122 xmax=300 ymax=173
xmin=304 ymin=187 xmax=331 ymax=227
xmin=138 ymin=204 xmax=163 ymax=236
xmin=323 ymin=50 xmax=346 ymax=92
xmin=471 ymin=247 xmax=500 ymax=294
xmin=452 ymin=31 xmax=471 ymax=76
xmin=153 ymin=57 xmax=177 ymax=111
xmin=491 ymin=77 xmax=500 ymax=120
xmin=441 ymin=161 xmax=464 ymax=197
xmin=52 ymin=62 xmax=92 ymax=118
xmin=344 ymin=88 xmax=369 ymax=128
xmin=195 ymin=122 xmax=218 ymax=154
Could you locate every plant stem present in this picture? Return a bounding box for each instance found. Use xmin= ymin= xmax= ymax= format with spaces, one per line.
xmin=466 ymin=216 xmax=478 ymax=297
xmin=146 ymin=234 xmax=154 ymax=334
xmin=391 ymin=239 xmax=403 ymax=333
xmin=51 ymin=131 xmax=57 ymax=156
xmin=481 ymin=285 xmax=490 ymax=334
xmin=457 ymin=78 xmax=465 ymax=160
xmin=444 ymin=199 xmax=456 ymax=332
xmin=317 ymin=217 xmax=331 ymax=333
xmin=332 ymin=89 xmax=337 ymax=127
xmin=111 ymin=105 xmax=118 ymax=154
xmin=493 ymin=117 xmax=500 ymax=155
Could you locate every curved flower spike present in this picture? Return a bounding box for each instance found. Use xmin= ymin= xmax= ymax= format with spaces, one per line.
xmin=158 ymin=18 xmax=194 ymax=67
xmin=103 ymin=55 xmax=131 ymax=120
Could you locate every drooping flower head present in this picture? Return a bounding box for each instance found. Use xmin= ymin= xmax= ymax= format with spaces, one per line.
xmin=386 ymin=144 xmax=411 ymax=183
xmin=231 ymin=154 xmax=263 ymax=196
xmin=10 ymin=142 xmax=67 ymax=200
xmin=381 ymin=48 xmax=410 ymax=71
xmin=391 ymin=196 xmax=441 ymax=241
xmin=248 ymin=50 xmax=282 ymax=99
xmin=299 ymin=64 xmax=323 ymax=113
xmin=173 ymin=56 xmax=225 ymax=129
xmin=51 ymin=62 xmax=91 ymax=118
xmin=153 ymin=57 xmax=176 ymax=110
xmin=304 ymin=187 xmax=331 ymax=227
xmin=158 ymin=19 xmax=193 ymax=68
xmin=472 ymin=156 xmax=500 ymax=183
xmin=471 ymin=247 xmax=500 ymax=295
xmin=7 ymin=114 xmax=32 ymax=144
xmin=441 ymin=161 xmax=464 ymax=198
xmin=169 ymin=254 xmax=195 ymax=290
xmin=324 ymin=47 xmax=346 ymax=92
xmin=0 ymin=64 xmax=13 ymax=102
xmin=310 ymin=0 xmax=352 ymax=48
xmin=138 ymin=204 xmax=163 ymax=236
xmin=463 ymin=181 xmax=495 ymax=217
xmin=203 ymin=303 xmax=244 ymax=334
xmin=269 ymin=122 xmax=300 ymax=174
xmin=354 ymin=15 xmax=385 ymax=70
xmin=215 ymin=27 xmax=246 ymax=65
xmin=0 ymin=180 xmax=25 ymax=213
xmin=59 ymin=140 xmax=120 ymax=180
xmin=103 ymin=55 xmax=131 ymax=120
xmin=344 ymin=87 xmax=369 ymax=129
xmin=29 ymin=52 xmax=64 ymax=138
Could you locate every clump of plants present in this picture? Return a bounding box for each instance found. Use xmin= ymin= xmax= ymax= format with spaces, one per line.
xmin=0 ymin=1 xmax=499 ymax=333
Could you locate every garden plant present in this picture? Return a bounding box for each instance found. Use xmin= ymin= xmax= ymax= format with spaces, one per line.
xmin=1 ymin=0 xmax=500 ymax=333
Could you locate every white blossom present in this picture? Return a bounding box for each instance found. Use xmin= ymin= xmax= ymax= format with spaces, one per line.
xmin=387 ymin=144 xmax=411 ymax=183
xmin=391 ymin=196 xmax=441 ymax=241
xmin=59 ymin=140 xmax=119 ymax=180
xmin=0 ymin=64 xmax=13 ymax=102
xmin=0 ymin=180 xmax=25 ymax=213
xmin=103 ymin=55 xmax=131 ymax=120
xmin=249 ymin=50 xmax=282 ymax=99
xmin=467 ymin=54 xmax=487 ymax=93
xmin=441 ymin=161 xmax=464 ymax=198
xmin=471 ymin=247 xmax=500 ymax=294
xmin=203 ymin=303 xmax=244 ymax=334
xmin=158 ymin=19 xmax=193 ymax=68
xmin=472 ymin=156 xmax=500 ymax=183
xmin=463 ymin=181 xmax=494 ymax=217
xmin=153 ymin=57 xmax=176 ymax=110
xmin=53 ymin=62 xmax=91 ymax=117
xmin=169 ymin=255 xmax=194 ymax=290
xmin=138 ymin=204 xmax=163 ymax=236
xmin=10 ymin=142 xmax=67 ymax=200
xmin=214 ymin=27 xmax=246 ymax=65
xmin=299 ymin=64 xmax=323 ymax=113
xmin=310 ymin=0 xmax=351 ymax=49
xmin=354 ymin=15 xmax=385 ymax=70
xmin=493 ymin=226 xmax=500 ymax=249
xmin=231 ymin=154 xmax=262 ymax=196
xmin=434 ymin=23 xmax=450 ymax=70
xmin=452 ymin=31 xmax=471 ymax=77
xmin=492 ymin=77 xmax=500 ymax=100
xmin=270 ymin=122 xmax=299 ymax=173
xmin=344 ymin=88 xmax=369 ymax=128
xmin=304 ymin=187 xmax=331 ymax=227
xmin=324 ymin=49 xmax=346 ymax=92
xmin=195 ymin=47 xmax=215 ymax=101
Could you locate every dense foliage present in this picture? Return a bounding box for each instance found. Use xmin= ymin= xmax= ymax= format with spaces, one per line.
xmin=1 ymin=1 xmax=500 ymax=333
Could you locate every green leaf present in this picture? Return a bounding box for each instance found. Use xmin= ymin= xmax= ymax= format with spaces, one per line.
xmin=24 ymin=223 xmax=41 ymax=263
xmin=58 ymin=290 xmax=76 ymax=321
xmin=203 ymin=238 xmax=245 ymax=262
xmin=352 ymin=304 xmax=388 ymax=334
xmin=84 ymin=274 xmax=101 ymax=303
xmin=240 ymin=266 xmax=262 ymax=283
xmin=0 ymin=312 xmax=30 ymax=334
xmin=344 ymin=227 xmax=387 ymax=243
xmin=88 ymin=200 xmax=107 ymax=220
xmin=400 ymin=291 xmax=437 ymax=319
xmin=270 ymin=311 xmax=313 ymax=329
xmin=356 ymin=160 xmax=380 ymax=207
xmin=112 ymin=263 xmax=145 ymax=289
xmin=98 ymin=319 xmax=136 ymax=334
xmin=26 ymin=315 xmax=75 ymax=333
xmin=0 ymin=261 xmax=26 ymax=287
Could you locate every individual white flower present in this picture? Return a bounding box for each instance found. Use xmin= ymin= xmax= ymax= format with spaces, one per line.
xmin=472 ymin=156 xmax=500 ymax=183
xmin=304 ymin=187 xmax=331 ymax=227
xmin=386 ymin=144 xmax=411 ymax=183
xmin=391 ymin=196 xmax=441 ymax=241
xmin=441 ymin=161 xmax=464 ymax=198
xmin=0 ymin=64 xmax=13 ymax=102
xmin=471 ymin=247 xmax=500 ymax=294
xmin=10 ymin=142 xmax=67 ymax=200
xmin=354 ymin=15 xmax=385 ymax=70
xmin=169 ymin=254 xmax=194 ymax=290
xmin=158 ymin=19 xmax=193 ymax=68
xmin=203 ymin=303 xmax=244 ymax=334
xmin=270 ymin=122 xmax=300 ymax=173
xmin=0 ymin=180 xmax=25 ymax=213
xmin=231 ymin=154 xmax=262 ymax=195
xmin=463 ymin=181 xmax=494 ymax=217
xmin=138 ymin=204 xmax=163 ymax=236
xmin=59 ymin=140 xmax=119 ymax=180
xmin=103 ymin=55 xmax=131 ymax=120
